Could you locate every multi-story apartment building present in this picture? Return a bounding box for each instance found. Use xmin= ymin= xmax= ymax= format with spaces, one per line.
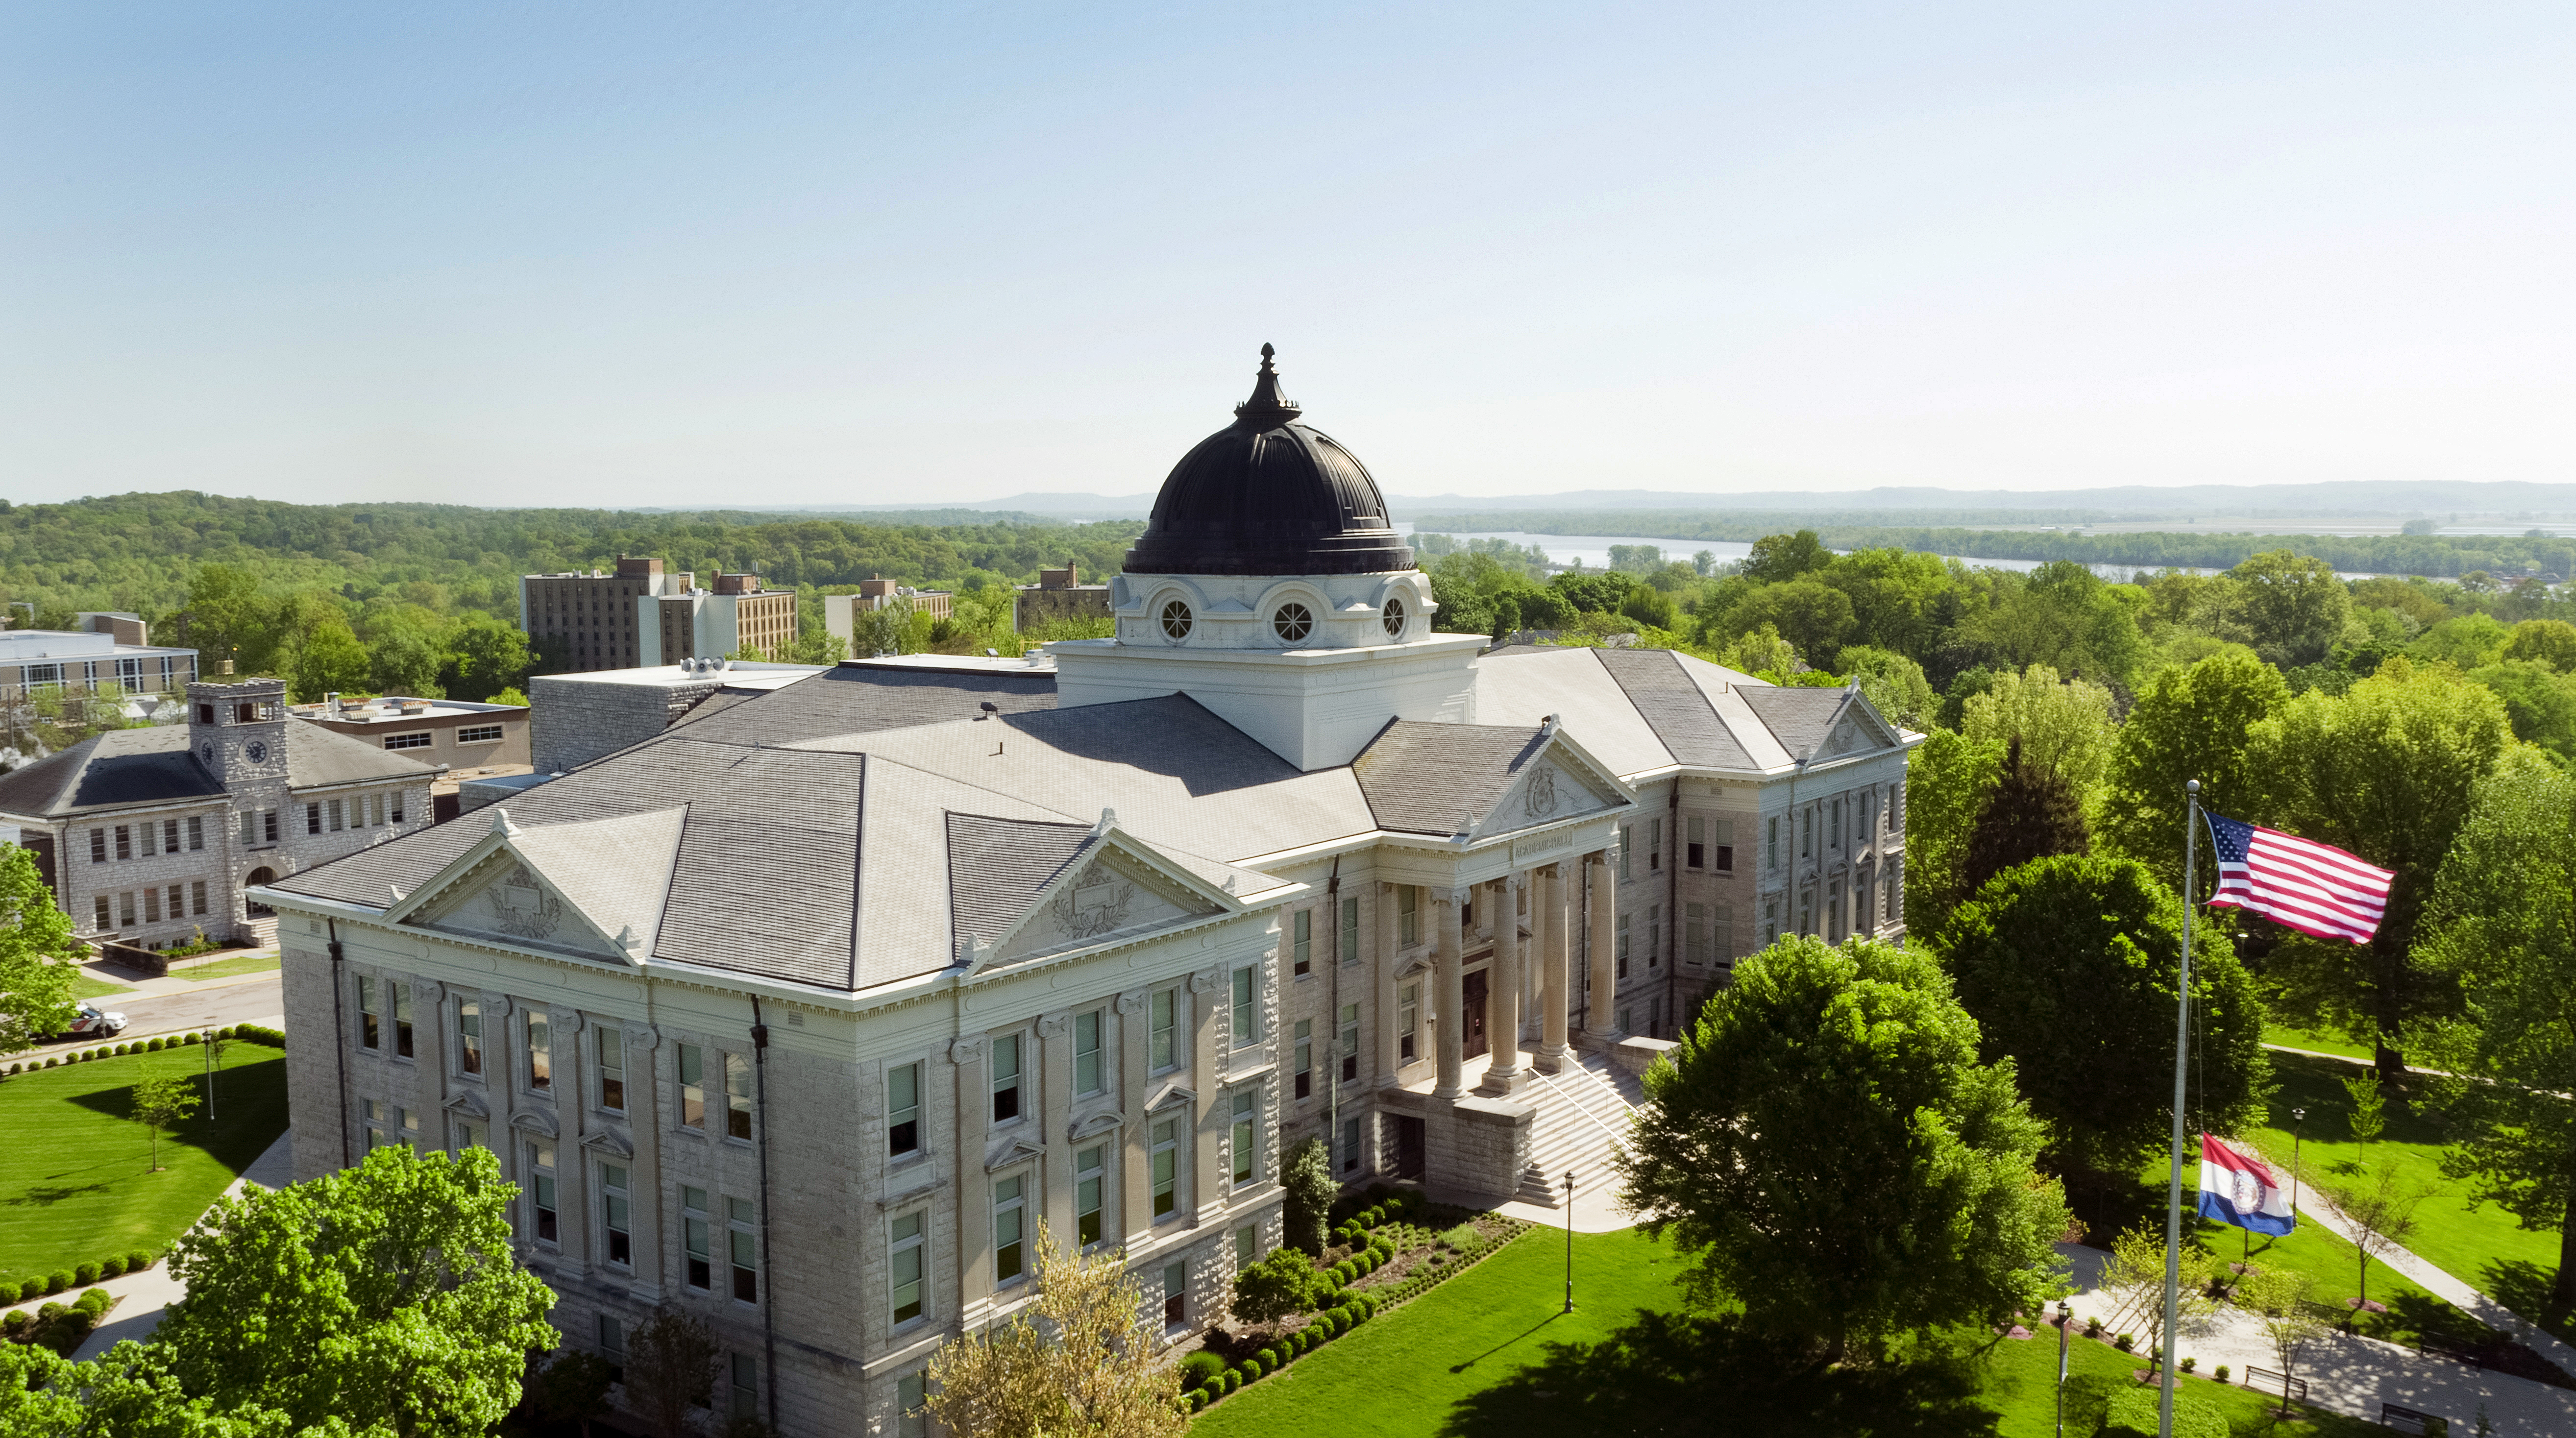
xmin=643 ymin=572 xmax=798 ymax=667
xmin=257 ymin=349 xmax=1917 ymax=1436
xmin=522 ymin=560 xmax=802 ymax=671
xmin=1013 ymin=561 xmax=1112 ymax=631
xmin=0 ymin=679 xmax=434 ymax=950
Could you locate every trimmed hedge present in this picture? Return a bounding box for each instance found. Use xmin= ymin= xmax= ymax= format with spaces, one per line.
xmin=233 ymin=1024 xmax=287 ymax=1048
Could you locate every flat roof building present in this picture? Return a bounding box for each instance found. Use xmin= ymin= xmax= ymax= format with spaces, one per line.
xmin=0 ymin=625 xmax=199 ymax=703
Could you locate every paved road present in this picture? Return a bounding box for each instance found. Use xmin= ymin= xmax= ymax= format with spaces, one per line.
xmin=20 ymin=976 xmax=283 ymax=1056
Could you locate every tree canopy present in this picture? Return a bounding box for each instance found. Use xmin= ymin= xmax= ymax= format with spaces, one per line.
xmin=0 ymin=843 xmax=80 ymax=1055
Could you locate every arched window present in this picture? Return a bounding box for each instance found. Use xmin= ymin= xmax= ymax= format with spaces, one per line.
xmin=1272 ymin=603 xmax=1313 ymax=644
xmin=1159 ymin=600 xmax=1193 ymax=640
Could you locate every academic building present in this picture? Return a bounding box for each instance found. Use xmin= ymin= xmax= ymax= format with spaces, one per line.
xmin=260 ymin=350 xmax=1918 ymax=1435
xmin=520 ymin=558 xmax=799 ymax=671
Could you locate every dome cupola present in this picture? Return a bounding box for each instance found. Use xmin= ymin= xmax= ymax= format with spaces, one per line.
xmin=1121 ymin=345 xmax=1416 ymax=577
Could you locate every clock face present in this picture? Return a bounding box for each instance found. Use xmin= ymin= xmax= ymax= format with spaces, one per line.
xmin=245 ymin=740 xmax=269 ymax=763
xmin=199 ymin=741 xmax=215 ymax=765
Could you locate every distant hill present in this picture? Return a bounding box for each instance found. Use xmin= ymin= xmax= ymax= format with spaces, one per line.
xmin=1388 ymin=480 xmax=2576 ymax=518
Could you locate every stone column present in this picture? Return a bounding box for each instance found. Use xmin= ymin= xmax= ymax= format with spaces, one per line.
xmin=1434 ymin=888 xmax=1466 ymax=1099
xmin=1481 ymin=874 xmax=1524 ymax=1093
xmin=1038 ymin=1010 xmax=1074 ymax=1254
xmin=952 ymin=1035 xmax=991 ymax=1310
xmin=1117 ymin=989 xmax=1152 ymax=1243
xmin=1189 ymin=966 xmax=1223 ymax=1222
xmin=1537 ymin=865 xmax=1570 ymax=1072
xmin=1586 ymin=854 xmax=1619 ymax=1040
xmin=485 ymin=992 xmax=520 ymax=1189
xmin=1374 ymin=882 xmax=1400 ymax=1087
xmin=554 ymin=1009 xmax=589 ymax=1278
xmin=625 ymin=1024 xmax=664 ymax=1300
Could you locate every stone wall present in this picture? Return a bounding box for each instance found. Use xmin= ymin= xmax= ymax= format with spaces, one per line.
xmin=529 ymin=676 xmax=718 ymax=774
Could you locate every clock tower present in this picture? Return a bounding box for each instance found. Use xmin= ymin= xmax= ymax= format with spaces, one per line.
xmin=187 ymin=678 xmax=292 ymax=791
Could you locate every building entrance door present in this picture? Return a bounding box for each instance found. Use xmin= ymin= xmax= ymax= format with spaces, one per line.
xmin=1462 ymin=967 xmax=1489 ymax=1059
xmin=1395 ymin=1116 xmax=1425 ymax=1179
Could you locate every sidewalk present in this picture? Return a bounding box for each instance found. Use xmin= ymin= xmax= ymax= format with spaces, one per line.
xmin=1 ymin=1130 xmax=294 ymax=1363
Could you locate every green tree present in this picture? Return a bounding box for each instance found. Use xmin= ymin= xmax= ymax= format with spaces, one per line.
xmin=287 ymin=618 xmax=371 ymax=702
xmin=2468 ymin=659 xmax=2576 ymax=765
xmin=1229 ymin=1244 xmax=1333 ymax=1330
xmin=0 ymin=1339 xmax=293 ymax=1436
xmin=1723 ymin=579 xmax=1854 ymax=669
xmin=2414 ymin=748 xmax=2576 ymax=1310
xmin=154 ymin=1144 xmax=558 ymax=1437
xmin=2500 ymin=618 xmax=2576 ymax=672
xmin=1837 ymin=646 xmax=1935 ymax=730
xmin=1617 ymin=935 xmax=2069 ymax=1360
xmin=0 ymin=843 xmax=81 ymax=1056
xmin=366 ymin=624 xmax=447 ymax=698
xmin=442 ymin=614 xmax=535 ymax=700
xmin=1940 ymin=856 xmax=2268 ymax=1178
xmin=2235 ymin=1267 xmax=2328 ymax=1418
xmin=625 ymin=1305 xmax=723 ymax=1438
xmin=2098 ymin=646 xmax=2290 ymax=883
xmin=924 ymin=1217 xmax=1184 ymax=1438
xmin=1961 ymin=561 xmax=2146 ymax=686
xmin=1278 ymin=1136 xmax=1335 ymax=1256
xmin=1960 ymin=663 xmax=2117 ymax=798
xmin=179 ymin=563 xmax=276 ymax=675
xmin=1954 ymin=739 xmax=2089 ymax=905
xmin=2227 ymin=550 xmax=2352 ymax=668
xmin=2409 ymin=612 xmax=2512 ymax=669
xmin=1716 ymin=623 xmax=1800 ymax=678
xmin=1900 ymin=729 xmax=2006 ymax=935
xmin=2341 ymin=1071 xmax=2386 ymax=1167
xmin=1740 ymin=529 xmax=1830 ymax=584
xmin=2250 ymin=656 xmax=2512 ymax=1071
xmin=129 ymin=1074 xmax=200 ymax=1173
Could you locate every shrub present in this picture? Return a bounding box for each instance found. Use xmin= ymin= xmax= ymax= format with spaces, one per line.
xmin=74 ymin=1263 xmax=99 ymax=1286
xmin=44 ymin=1056 xmax=58 ymax=1068
xmin=2114 ymin=1332 xmax=2134 ymax=1352
xmin=1 ymin=1310 xmax=25 ymax=1335
xmin=1178 ymin=1350 xmax=1227 ymax=1389
xmin=182 ymin=1032 xmax=200 ymax=1045
xmin=0 ymin=1280 xmax=18 ymax=1304
xmin=2085 ymin=1315 xmax=2103 ymax=1336
xmin=99 ymin=1257 xmax=124 ymax=1280
xmin=1438 ymin=1222 xmax=1479 ymax=1249
xmin=47 ymin=1271 xmax=72 ymax=1295
xmin=112 ymin=1043 xmax=128 ymax=1055
xmin=146 ymin=1037 xmax=163 ymax=1052
xmin=2180 ymin=1356 xmax=2197 ymax=1373
xmin=1331 ymin=1260 xmax=1355 ymax=1285
xmin=75 ymin=1287 xmax=110 ymax=1313
xmin=126 ymin=1251 xmax=152 ymax=1272
xmin=217 ymin=1026 xmax=236 ymax=1039
xmin=1187 ymin=1389 xmax=1208 ymax=1413
xmin=2214 ymin=1364 xmax=2231 ymax=1384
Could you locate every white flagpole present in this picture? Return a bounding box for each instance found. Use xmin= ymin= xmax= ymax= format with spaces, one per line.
xmin=2160 ymin=779 xmax=2201 ymax=1438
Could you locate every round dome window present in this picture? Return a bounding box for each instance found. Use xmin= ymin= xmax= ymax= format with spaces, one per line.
xmin=1382 ymin=595 xmax=1406 ymax=639
xmin=1160 ymin=600 xmax=1193 ymax=641
xmin=1273 ymin=602 xmax=1314 ymax=644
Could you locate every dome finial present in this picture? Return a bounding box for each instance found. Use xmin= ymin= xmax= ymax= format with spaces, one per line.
xmin=1234 ymin=342 xmax=1301 ymax=429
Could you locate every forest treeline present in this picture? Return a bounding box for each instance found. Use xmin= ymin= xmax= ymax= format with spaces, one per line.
xmin=1406 ymin=508 xmax=2576 ymax=580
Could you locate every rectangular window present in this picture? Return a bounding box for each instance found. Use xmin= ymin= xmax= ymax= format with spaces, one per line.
xmin=1231 ymin=1088 xmax=1257 ymax=1184
xmin=1767 ymin=815 xmax=1779 ymax=871
xmin=94 ymin=895 xmax=110 ymax=929
xmin=601 ymin=1163 xmax=631 ymax=1266
xmin=598 ymin=1027 xmax=624 ymax=1111
xmin=1687 ymin=903 xmax=1708 ymax=966
xmin=1618 ymin=825 xmax=1631 ymax=881
xmin=385 ymin=732 xmax=433 ymax=750
xmin=1074 ymin=1009 xmax=1103 ymax=1096
xmin=991 ymin=1034 xmax=1022 ymax=1123
xmin=1398 ymin=885 xmax=1420 ymax=947
xmin=264 ymin=810 xmax=279 ymax=843
xmin=90 ymin=828 xmax=105 ymax=863
xmin=728 ymin=1195 xmax=759 ymax=1303
xmin=358 ymin=976 xmax=382 ymax=1050
xmin=306 ymin=804 xmax=321 ymax=835
xmin=329 ymin=799 xmax=345 ymax=832
xmin=114 ymin=825 xmax=131 ymax=860
xmin=1616 ymin=915 xmax=1630 ymax=978
xmin=455 ymin=1119 xmax=483 ymax=1153
xmin=1802 ymin=807 xmax=1813 ymax=859
xmin=1763 ymin=898 xmax=1781 ymax=948
xmin=684 ymin=1187 xmax=712 ymax=1289
xmin=1152 ymin=1119 xmax=1178 ymax=1218
xmin=993 ymin=1175 xmax=1027 ymax=1284
xmin=729 ymin=1353 xmax=758 ymax=1421
xmin=188 ymin=816 xmax=203 ymax=851
xmin=899 ymin=1372 xmax=929 ymax=1438
xmin=887 ymin=1062 xmax=921 ymax=1157
xmin=190 ymin=880 xmax=207 ymax=916
xmin=1831 ymin=798 xmax=1843 ymax=849
xmin=1339 ymin=1002 xmax=1360 ymax=1083
xmin=392 ymin=981 xmax=414 ymax=1058
xmin=530 ymin=1142 xmax=558 ymax=1244
xmin=390 ymin=793 xmax=403 ymax=825
xmin=118 ymin=891 xmax=135 ymax=927
xmin=679 ymin=1044 xmax=706 ymax=1129
xmin=1150 ymin=988 xmax=1177 ymax=1072
xmin=1648 ymin=904 xmax=1662 ymax=968
xmin=1649 ymin=817 xmax=1663 ymax=872
xmin=1234 ymin=1223 xmax=1257 ymax=1267
xmin=459 ymin=724 xmax=505 ymax=744
xmin=136 ymin=821 xmax=154 ymax=858
xmin=725 ymin=1052 xmax=753 ymax=1140
xmin=162 ymin=819 xmax=179 ymax=853
xmin=1799 ymin=889 xmax=1814 ymax=935
xmin=597 ymin=1314 xmax=625 ymax=1383
xmin=164 ymin=884 xmax=182 ymax=923
xmin=1163 ymin=1260 xmax=1187 ymax=1327
xmin=1340 ymin=896 xmax=1360 ymax=965
xmin=144 ymin=887 xmax=161 ymax=924
xmin=1687 ymin=816 xmax=1705 ymax=870
xmin=890 ymin=1211 xmax=925 ymax=1323
xmin=1292 ymin=908 xmax=1311 ymax=976
xmin=527 ymin=1012 xmax=552 ymax=1092
xmin=367 ymin=793 xmax=382 ymax=827
xmin=1230 ymin=965 xmax=1257 ymax=1048
xmin=1714 ymin=903 xmax=1735 ymax=963
xmin=457 ymin=1001 xmax=483 ymax=1075
xmin=364 ymin=1097 xmax=389 ymax=1149
xmin=1293 ymin=1019 xmax=1312 ymax=1100
xmin=1077 ymin=1143 xmax=1106 ymax=1246
xmin=1341 ymin=1115 xmax=1362 ymax=1173
xmin=1399 ymin=983 xmax=1419 ymax=1062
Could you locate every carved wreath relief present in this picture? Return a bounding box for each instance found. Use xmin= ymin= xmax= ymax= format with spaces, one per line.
xmin=1523 ymin=763 xmax=1559 ymax=818
xmin=1048 ymin=877 xmax=1135 ymax=941
xmin=489 ymin=864 xmax=564 ymax=940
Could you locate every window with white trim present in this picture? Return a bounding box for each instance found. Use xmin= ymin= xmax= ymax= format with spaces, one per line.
xmin=728 ymin=1195 xmax=759 ymax=1303
xmin=1292 ymin=909 xmax=1311 ymax=976
xmin=459 ymin=724 xmax=505 ymax=744
xmin=890 ymin=1210 xmax=926 ymax=1324
xmin=601 ymin=1163 xmax=631 ymax=1267
xmin=385 ymin=732 xmax=433 ymax=750
xmin=887 ymin=1062 xmax=921 ymax=1157
xmin=1230 ymin=966 xmax=1258 ymax=1048
xmin=1077 ymin=1143 xmax=1107 ymax=1246
xmin=678 ymin=1044 xmax=706 ymax=1130
xmin=1074 ymin=1010 xmax=1103 ymax=1095
xmin=1150 ymin=989 xmax=1178 ymax=1072
xmin=529 ymin=1142 xmax=558 ymax=1244
xmin=597 ymin=1027 xmax=624 ymax=1112
xmin=1152 ymin=1119 xmax=1179 ymax=1219
xmin=991 ymin=1034 xmax=1023 ymax=1123
xmin=1230 ymin=1089 xmax=1258 ymax=1184
xmin=1293 ymin=1019 xmax=1312 ymax=1100
xmin=993 ymin=1174 xmax=1028 ymax=1284
xmin=684 ymin=1186 xmax=712 ymax=1289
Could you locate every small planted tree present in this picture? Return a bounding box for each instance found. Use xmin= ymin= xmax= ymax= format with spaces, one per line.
xmin=2342 ymin=1071 xmax=2386 ymax=1170
xmin=627 ymin=1305 xmax=724 ymax=1438
xmin=128 ymin=1074 xmax=199 ymax=1172
xmin=1279 ymin=1137 xmax=1335 ymax=1256
xmin=1230 ymin=1246 xmax=1331 ymax=1332
xmin=2236 ymin=1267 xmax=2327 ymax=1417
xmin=2323 ymin=1165 xmax=2433 ymax=1313
xmin=924 ymin=1217 xmax=1184 ymax=1438
xmin=2096 ymin=1223 xmax=2213 ymax=1376
xmin=0 ymin=844 xmax=81 ymax=1058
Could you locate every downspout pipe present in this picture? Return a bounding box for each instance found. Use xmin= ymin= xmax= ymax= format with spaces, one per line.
xmin=751 ymin=997 xmax=779 ymax=1431
xmin=327 ymin=918 xmax=351 ymax=1170
xmin=1664 ymin=788 xmax=1681 ymax=1033
xmin=1325 ymin=857 xmax=1341 ymax=1178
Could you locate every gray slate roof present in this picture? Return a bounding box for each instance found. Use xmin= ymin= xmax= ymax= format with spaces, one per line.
xmin=1737 ymin=685 xmax=1862 ymax=759
xmin=663 ymin=666 xmax=1057 ymax=749
xmin=0 ymin=720 xmax=430 ymax=820
xmin=945 ymin=814 xmax=1095 ymax=948
xmin=1350 ymin=721 xmax=1548 ymax=836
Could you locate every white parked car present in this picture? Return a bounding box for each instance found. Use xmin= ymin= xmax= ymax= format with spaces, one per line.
xmin=64 ymin=1001 xmax=127 ymax=1038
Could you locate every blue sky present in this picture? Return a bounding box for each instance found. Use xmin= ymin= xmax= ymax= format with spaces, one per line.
xmin=3 ymin=3 xmax=2570 ymax=507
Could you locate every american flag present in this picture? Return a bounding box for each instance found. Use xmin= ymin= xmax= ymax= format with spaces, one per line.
xmin=2204 ymin=811 xmax=2393 ymax=945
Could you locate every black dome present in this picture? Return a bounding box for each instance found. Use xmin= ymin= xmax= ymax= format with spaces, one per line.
xmin=1122 ymin=346 xmax=1416 ymax=577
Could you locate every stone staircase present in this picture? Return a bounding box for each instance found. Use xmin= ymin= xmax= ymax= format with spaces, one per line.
xmin=1513 ymin=1051 xmax=1645 ymax=1207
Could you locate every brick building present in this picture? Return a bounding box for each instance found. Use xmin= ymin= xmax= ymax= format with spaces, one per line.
xmin=1013 ymin=561 xmax=1112 ymax=632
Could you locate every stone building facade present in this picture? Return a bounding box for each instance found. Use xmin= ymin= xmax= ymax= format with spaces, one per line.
xmin=258 ymin=349 xmax=1918 ymax=1435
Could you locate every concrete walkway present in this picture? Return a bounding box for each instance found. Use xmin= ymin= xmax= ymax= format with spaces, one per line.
xmin=1 ymin=1130 xmax=294 ymax=1363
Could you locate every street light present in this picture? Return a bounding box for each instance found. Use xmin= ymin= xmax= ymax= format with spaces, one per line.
xmin=1563 ymin=1170 xmax=1577 ymax=1313
xmin=2056 ymin=1299 xmax=2073 ymax=1438
xmin=2289 ymin=1106 xmax=2308 ymax=1214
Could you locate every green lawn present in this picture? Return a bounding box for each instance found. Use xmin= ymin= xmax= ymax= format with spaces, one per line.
xmin=2262 ymin=1023 xmax=2374 ymax=1062
xmin=1988 ymin=1322 xmax=2381 ymax=1437
xmin=68 ymin=971 xmax=135 ymax=999
xmin=2245 ymin=1053 xmax=2563 ymax=1326
xmin=0 ymin=1044 xmax=290 ymax=1288
xmin=173 ymin=953 xmax=281 ymax=983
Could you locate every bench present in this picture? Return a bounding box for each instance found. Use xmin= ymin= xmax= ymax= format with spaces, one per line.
xmin=2380 ymin=1402 xmax=2439 ymax=1435
xmin=2243 ymin=1367 xmax=2308 ymax=1401
xmin=2415 ymin=1334 xmax=2483 ymax=1370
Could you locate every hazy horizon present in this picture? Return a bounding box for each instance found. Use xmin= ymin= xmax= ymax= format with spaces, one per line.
xmin=6 ymin=4 xmax=2571 ymax=509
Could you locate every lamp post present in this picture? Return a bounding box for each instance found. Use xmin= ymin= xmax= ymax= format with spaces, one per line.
xmin=2056 ymin=1299 xmax=2072 ymax=1438
xmin=1563 ymin=1170 xmax=1576 ymax=1313
xmin=2289 ymin=1106 xmax=2308 ymax=1214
